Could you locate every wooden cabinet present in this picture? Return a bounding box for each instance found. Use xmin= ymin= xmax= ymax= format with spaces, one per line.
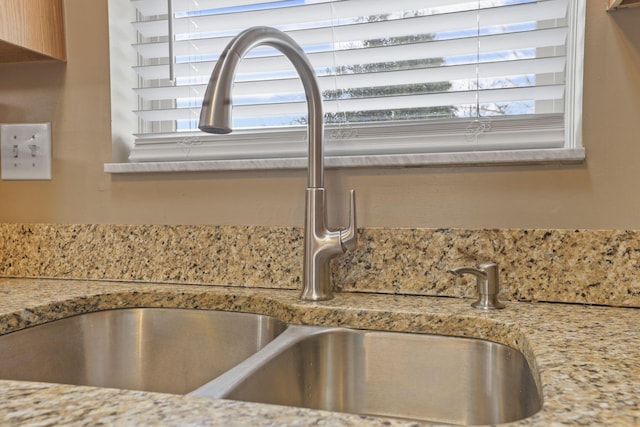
xmin=0 ymin=0 xmax=66 ymax=63
xmin=608 ymin=0 xmax=640 ymax=10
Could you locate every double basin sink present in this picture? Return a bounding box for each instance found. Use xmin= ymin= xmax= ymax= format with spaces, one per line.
xmin=0 ymin=308 xmax=542 ymax=425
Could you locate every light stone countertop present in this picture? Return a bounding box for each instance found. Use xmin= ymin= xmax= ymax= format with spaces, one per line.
xmin=0 ymin=278 xmax=638 ymax=426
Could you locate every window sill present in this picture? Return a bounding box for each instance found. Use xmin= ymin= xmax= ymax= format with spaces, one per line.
xmin=104 ymin=148 xmax=585 ymax=174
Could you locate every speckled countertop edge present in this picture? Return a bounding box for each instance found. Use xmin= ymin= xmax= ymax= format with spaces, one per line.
xmin=0 ymin=279 xmax=638 ymax=426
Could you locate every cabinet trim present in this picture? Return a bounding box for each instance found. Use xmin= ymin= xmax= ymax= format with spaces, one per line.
xmin=608 ymin=0 xmax=640 ymax=10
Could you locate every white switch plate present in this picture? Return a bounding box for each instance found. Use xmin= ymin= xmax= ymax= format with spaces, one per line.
xmin=1 ymin=123 xmax=52 ymax=180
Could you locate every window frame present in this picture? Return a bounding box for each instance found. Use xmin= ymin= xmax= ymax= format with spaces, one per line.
xmin=104 ymin=0 xmax=586 ymax=174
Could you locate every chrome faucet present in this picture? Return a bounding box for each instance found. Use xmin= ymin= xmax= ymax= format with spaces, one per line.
xmin=199 ymin=26 xmax=357 ymax=301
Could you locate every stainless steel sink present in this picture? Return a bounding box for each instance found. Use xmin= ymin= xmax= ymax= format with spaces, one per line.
xmin=0 ymin=307 xmax=541 ymax=425
xmin=0 ymin=308 xmax=286 ymax=394
xmin=191 ymin=326 xmax=542 ymax=425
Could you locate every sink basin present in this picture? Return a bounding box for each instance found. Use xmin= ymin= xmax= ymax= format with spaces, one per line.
xmin=0 ymin=308 xmax=286 ymax=394
xmin=0 ymin=307 xmax=541 ymax=425
xmin=193 ymin=326 xmax=542 ymax=425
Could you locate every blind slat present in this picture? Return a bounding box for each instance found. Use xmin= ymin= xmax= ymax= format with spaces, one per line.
xmin=134 ymin=0 xmax=526 ymax=18
xmin=132 ymin=0 xmax=284 ymax=17
xmin=133 ymin=27 xmax=568 ymax=81
xmin=134 ymin=0 xmax=568 ymax=44
xmin=135 ymin=56 xmax=566 ymax=103
xmin=135 ymin=85 xmax=565 ymax=123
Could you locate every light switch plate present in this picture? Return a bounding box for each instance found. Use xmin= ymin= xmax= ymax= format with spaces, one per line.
xmin=1 ymin=123 xmax=52 ymax=180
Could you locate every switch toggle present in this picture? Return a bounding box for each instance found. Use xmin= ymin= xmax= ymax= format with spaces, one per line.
xmin=0 ymin=123 xmax=52 ymax=180
xmin=28 ymin=142 xmax=38 ymax=157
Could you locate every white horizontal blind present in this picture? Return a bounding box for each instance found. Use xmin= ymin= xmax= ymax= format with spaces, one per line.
xmin=128 ymin=0 xmax=581 ymax=163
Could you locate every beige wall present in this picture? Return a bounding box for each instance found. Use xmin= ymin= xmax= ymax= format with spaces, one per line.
xmin=0 ymin=1 xmax=639 ymax=229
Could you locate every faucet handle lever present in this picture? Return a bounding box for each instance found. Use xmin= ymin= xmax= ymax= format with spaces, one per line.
xmin=340 ymin=189 xmax=357 ymax=252
xmin=448 ymin=262 xmax=505 ymax=310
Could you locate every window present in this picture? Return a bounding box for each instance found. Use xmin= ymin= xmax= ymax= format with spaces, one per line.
xmin=105 ymin=0 xmax=586 ymax=172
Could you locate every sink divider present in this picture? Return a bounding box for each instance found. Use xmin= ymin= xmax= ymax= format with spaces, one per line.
xmin=188 ymin=325 xmax=346 ymax=399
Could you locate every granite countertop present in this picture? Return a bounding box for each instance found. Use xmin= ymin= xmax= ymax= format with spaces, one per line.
xmin=0 ymin=278 xmax=638 ymax=426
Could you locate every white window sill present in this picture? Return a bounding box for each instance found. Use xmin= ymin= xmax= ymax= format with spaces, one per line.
xmin=104 ymin=148 xmax=585 ymax=174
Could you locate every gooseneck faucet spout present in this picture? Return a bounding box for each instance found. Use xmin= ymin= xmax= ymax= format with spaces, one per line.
xmin=199 ymin=26 xmax=357 ymax=301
